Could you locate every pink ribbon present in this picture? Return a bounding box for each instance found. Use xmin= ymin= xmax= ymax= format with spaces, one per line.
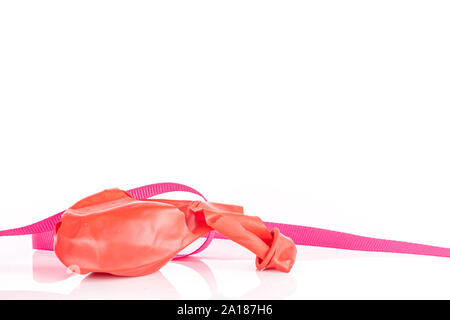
xmin=1 ymin=182 xmax=450 ymax=259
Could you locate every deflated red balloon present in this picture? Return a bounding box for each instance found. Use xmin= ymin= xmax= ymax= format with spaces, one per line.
xmin=54 ymin=189 xmax=297 ymax=276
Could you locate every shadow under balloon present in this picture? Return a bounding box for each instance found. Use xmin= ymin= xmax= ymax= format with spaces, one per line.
xmin=0 ymin=251 xmax=297 ymax=299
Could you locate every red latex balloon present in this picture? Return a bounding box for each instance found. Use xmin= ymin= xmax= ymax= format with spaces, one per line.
xmin=54 ymin=189 xmax=297 ymax=276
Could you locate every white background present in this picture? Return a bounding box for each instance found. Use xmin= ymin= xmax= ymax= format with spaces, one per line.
xmin=0 ymin=0 xmax=450 ymax=299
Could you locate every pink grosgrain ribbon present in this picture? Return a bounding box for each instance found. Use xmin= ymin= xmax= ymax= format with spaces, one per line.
xmin=1 ymin=183 xmax=450 ymax=259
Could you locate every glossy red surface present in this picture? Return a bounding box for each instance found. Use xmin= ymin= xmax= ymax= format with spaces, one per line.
xmin=54 ymin=189 xmax=296 ymax=276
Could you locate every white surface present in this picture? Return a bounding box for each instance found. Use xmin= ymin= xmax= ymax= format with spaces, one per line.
xmin=1 ymin=0 xmax=450 ymax=299
xmin=1 ymin=237 xmax=450 ymax=299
